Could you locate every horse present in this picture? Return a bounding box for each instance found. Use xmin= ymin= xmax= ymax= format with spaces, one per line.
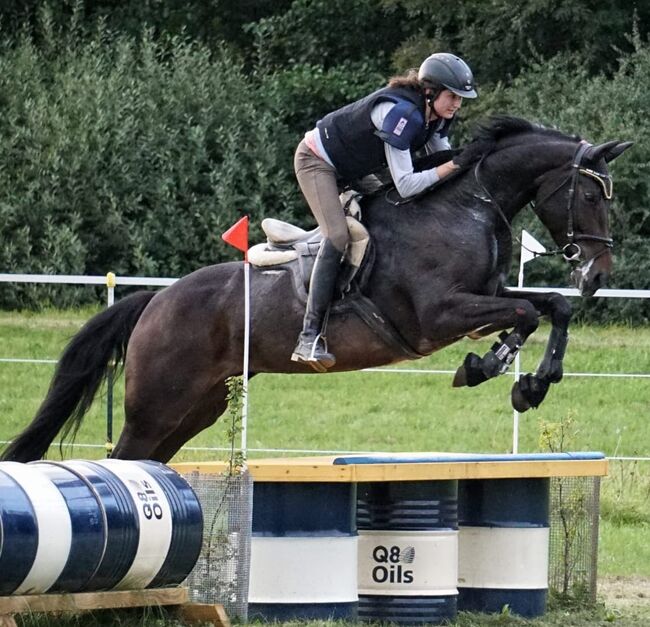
xmin=1 ymin=116 xmax=631 ymax=463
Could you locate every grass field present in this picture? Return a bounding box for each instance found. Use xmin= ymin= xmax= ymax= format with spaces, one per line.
xmin=1 ymin=308 xmax=649 ymax=625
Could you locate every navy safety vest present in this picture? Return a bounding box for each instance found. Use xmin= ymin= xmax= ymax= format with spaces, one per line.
xmin=316 ymin=85 xmax=453 ymax=183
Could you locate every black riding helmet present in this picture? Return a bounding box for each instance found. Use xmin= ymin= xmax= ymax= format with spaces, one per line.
xmin=418 ymin=53 xmax=477 ymax=99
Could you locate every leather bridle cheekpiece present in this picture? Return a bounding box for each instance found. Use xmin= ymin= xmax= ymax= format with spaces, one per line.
xmin=531 ymin=141 xmax=614 ymax=262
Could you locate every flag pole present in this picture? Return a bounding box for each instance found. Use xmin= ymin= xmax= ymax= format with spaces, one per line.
xmin=513 ymin=229 xmax=546 ymax=454
xmin=513 ymin=251 xmax=525 ymax=454
xmin=221 ymin=216 xmax=251 ymax=462
xmin=241 ymin=253 xmax=250 ymax=456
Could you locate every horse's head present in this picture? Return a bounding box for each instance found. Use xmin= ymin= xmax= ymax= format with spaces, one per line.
xmin=532 ymin=139 xmax=633 ymax=296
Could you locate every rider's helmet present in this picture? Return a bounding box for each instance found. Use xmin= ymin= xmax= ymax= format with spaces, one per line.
xmin=418 ymin=53 xmax=477 ymax=99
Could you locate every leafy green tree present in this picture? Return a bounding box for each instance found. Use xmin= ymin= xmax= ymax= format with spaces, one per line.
xmin=0 ymin=0 xmax=291 ymax=53
xmin=386 ymin=0 xmax=649 ymax=84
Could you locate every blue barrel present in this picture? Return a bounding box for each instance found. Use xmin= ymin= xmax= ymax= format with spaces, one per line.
xmin=457 ymin=478 xmax=550 ymax=617
xmin=0 ymin=462 xmax=75 ymax=594
xmin=60 ymin=460 xmax=141 ymax=591
xmin=32 ymin=463 xmax=106 ymax=592
xmin=356 ymin=480 xmax=459 ymax=625
xmin=138 ymin=460 xmax=204 ymax=587
xmin=248 ymin=482 xmax=358 ymax=621
xmin=0 ymin=459 xmax=203 ymax=595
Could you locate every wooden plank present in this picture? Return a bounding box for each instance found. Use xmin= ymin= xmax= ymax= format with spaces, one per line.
xmin=0 ymin=616 xmax=17 ymax=627
xmin=0 ymin=587 xmax=188 ymax=614
xmin=172 ymin=457 xmax=608 ymax=482
xmin=178 ymin=603 xmax=231 ymax=627
xmin=349 ymin=459 xmax=609 ymax=482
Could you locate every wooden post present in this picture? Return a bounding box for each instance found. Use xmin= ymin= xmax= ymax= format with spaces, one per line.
xmin=0 ymin=588 xmax=229 ymax=627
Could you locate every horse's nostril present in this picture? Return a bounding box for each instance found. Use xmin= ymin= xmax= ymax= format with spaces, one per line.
xmin=592 ymin=271 xmax=609 ymax=291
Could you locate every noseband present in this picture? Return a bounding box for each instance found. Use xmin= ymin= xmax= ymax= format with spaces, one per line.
xmin=476 ymin=141 xmax=614 ymax=263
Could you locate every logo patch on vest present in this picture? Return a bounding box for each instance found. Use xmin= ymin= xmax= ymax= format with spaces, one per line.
xmin=393 ymin=117 xmax=408 ymax=136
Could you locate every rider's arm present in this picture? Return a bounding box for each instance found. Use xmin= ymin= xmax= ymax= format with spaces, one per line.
xmin=372 ymin=102 xmax=457 ymax=198
xmin=425 ymin=122 xmax=458 ymax=180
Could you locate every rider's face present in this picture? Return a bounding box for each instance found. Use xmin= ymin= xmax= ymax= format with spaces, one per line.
xmin=433 ymin=89 xmax=462 ymax=120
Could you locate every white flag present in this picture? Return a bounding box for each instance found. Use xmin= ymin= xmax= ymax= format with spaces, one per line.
xmin=520 ymin=229 xmax=546 ymax=264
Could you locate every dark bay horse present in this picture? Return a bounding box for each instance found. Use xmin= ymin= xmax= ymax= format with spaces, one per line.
xmin=2 ymin=117 xmax=631 ymax=463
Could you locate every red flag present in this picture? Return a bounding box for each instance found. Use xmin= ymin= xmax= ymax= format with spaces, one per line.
xmin=222 ymin=216 xmax=249 ymax=258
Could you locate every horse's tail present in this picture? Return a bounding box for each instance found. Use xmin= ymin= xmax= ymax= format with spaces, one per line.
xmin=0 ymin=290 xmax=156 ymax=462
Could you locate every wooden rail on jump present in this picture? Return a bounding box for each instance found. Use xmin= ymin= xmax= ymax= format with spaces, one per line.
xmin=173 ymin=451 xmax=609 ymax=482
xmin=0 ymin=587 xmax=230 ymax=627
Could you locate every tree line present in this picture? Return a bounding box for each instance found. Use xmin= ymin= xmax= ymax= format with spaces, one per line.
xmin=0 ymin=1 xmax=647 ymax=322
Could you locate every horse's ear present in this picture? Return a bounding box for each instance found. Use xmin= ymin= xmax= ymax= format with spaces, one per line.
xmin=603 ymin=141 xmax=633 ymax=162
xmin=584 ymin=140 xmax=633 ymax=164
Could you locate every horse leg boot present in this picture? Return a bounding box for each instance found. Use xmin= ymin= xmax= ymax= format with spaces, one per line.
xmin=291 ymin=238 xmax=343 ymax=372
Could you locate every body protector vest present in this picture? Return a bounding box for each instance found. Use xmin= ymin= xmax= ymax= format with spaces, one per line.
xmin=316 ymin=86 xmax=452 ymax=184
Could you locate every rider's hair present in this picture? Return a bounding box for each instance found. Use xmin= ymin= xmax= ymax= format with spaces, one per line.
xmin=387 ymin=69 xmax=422 ymax=90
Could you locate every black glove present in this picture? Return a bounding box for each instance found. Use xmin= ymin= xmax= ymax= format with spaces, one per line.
xmin=413 ymin=149 xmax=462 ymax=172
xmin=452 ymin=138 xmax=496 ymax=169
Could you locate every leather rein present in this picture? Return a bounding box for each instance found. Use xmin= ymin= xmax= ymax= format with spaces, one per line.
xmin=475 ymin=141 xmax=614 ymax=263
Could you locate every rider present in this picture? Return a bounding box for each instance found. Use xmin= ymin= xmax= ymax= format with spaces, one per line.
xmin=291 ymin=52 xmax=480 ymax=371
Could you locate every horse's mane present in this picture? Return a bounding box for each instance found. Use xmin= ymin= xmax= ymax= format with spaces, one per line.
xmin=470 ymin=115 xmax=581 ymax=145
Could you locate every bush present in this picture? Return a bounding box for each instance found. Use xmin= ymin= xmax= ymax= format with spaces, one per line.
xmin=0 ymin=15 xmax=298 ymax=307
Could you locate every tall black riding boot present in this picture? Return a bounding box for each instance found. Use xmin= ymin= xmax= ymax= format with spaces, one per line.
xmin=291 ymin=238 xmax=343 ymax=372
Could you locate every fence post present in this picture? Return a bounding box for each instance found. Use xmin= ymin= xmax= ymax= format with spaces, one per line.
xmin=106 ymin=272 xmax=116 ymax=458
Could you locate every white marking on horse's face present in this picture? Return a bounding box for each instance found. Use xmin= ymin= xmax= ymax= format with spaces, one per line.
xmin=570 ymin=257 xmax=596 ymax=294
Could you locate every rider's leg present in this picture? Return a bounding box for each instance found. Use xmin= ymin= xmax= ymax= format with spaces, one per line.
xmin=291 ymin=139 xmax=349 ymax=371
xmin=291 ymin=238 xmax=344 ymax=369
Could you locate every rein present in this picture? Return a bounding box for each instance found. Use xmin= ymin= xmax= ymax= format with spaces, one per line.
xmin=475 ymin=141 xmax=614 ymax=263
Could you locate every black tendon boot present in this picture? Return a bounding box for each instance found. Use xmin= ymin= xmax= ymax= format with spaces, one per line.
xmin=291 ymin=238 xmax=343 ymax=372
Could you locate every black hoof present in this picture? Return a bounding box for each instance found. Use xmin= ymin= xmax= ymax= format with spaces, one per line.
xmin=453 ymin=353 xmax=488 ymax=388
xmin=511 ymin=374 xmax=550 ymax=412
xmin=511 ymin=381 xmax=532 ymax=412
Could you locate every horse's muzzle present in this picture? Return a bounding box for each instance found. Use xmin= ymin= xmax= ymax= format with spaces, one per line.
xmin=570 ymin=258 xmax=609 ymax=297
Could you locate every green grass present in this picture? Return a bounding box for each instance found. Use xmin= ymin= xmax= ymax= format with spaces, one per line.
xmin=1 ymin=309 xmax=649 ymax=625
xmin=14 ymin=603 xmax=650 ymax=627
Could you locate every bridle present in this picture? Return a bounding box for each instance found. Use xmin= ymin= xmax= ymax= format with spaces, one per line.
xmin=476 ymin=141 xmax=614 ymax=263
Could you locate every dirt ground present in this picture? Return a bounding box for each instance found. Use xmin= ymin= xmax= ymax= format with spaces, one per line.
xmin=599 ymin=576 xmax=650 ymax=608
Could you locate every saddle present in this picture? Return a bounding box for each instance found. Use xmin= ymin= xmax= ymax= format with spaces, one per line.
xmin=248 ymin=192 xmax=423 ymax=361
xmin=248 ymin=191 xmax=372 ymax=296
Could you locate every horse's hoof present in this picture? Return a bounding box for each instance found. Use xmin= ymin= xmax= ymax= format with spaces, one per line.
xmin=453 ymin=365 xmax=468 ymax=387
xmin=511 ymin=380 xmax=532 ymax=412
xmin=453 ymin=353 xmax=488 ymax=388
xmin=511 ymin=374 xmax=551 ymax=411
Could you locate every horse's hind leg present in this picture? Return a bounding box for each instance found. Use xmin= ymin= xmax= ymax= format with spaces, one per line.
xmin=110 ymin=354 xmax=231 ymax=461
xmin=148 ymin=379 xmax=232 ymax=463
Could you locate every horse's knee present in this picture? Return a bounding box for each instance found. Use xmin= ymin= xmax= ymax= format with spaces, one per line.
xmin=514 ymin=301 xmax=539 ymax=336
xmin=548 ymin=292 xmax=572 ymax=325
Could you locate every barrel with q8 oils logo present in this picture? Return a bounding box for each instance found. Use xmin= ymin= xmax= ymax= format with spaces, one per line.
xmin=356 ymin=479 xmax=459 ymax=625
xmin=248 ymin=482 xmax=358 ymax=621
xmin=457 ymin=477 xmax=549 ymax=617
xmin=0 ymin=459 xmax=202 ymax=595
xmin=85 ymin=459 xmax=203 ymax=590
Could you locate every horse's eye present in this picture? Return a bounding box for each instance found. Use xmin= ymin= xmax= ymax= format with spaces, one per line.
xmin=584 ymin=191 xmax=596 ymax=202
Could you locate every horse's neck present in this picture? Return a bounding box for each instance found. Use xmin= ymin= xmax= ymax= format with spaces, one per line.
xmin=482 ymin=140 xmax=573 ymax=222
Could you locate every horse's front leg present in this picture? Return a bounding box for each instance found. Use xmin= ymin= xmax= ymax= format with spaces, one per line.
xmin=501 ymin=290 xmax=572 ymax=411
xmin=420 ymin=293 xmax=541 ymax=389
